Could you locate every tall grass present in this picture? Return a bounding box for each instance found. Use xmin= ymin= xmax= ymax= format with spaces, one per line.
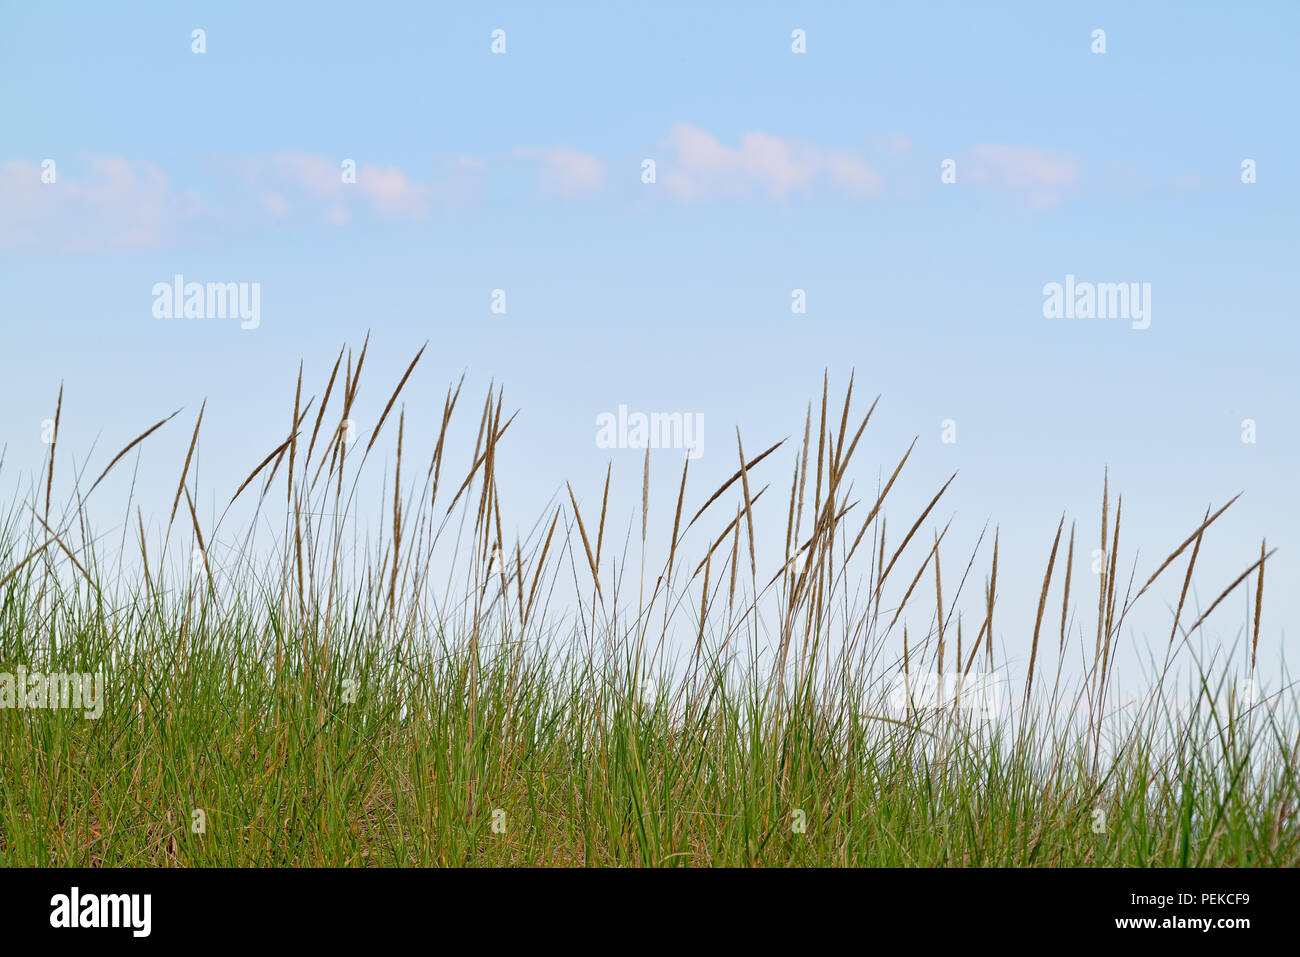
xmin=0 ymin=343 xmax=1294 ymax=866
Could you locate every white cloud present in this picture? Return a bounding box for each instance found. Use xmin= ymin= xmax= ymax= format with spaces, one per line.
xmin=964 ymin=144 xmax=1081 ymax=208
xmin=262 ymin=191 xmax=291 ymax=218
xmin=273 ymin=153 xmax=342 ymax=198
xmin=528 ymin=147 xmax=606 ymax=196
xmin=0 ymin=157 xmax=200 ymax=254
xmin=357 ymin=164 xmax=433 ymax=220
xmin=658 ymin=123 xmax=881 ymax=201
xmin=826 ymin=151 xmax=883 ymax=197
xmin=273 ymin=154 xmax=434 ymax=222
xmin=876 ymin=133 xmax=913 ymax=155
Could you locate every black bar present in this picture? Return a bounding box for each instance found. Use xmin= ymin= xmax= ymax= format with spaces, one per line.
xmin=0 ymin=867 xmax=1281 ymax=944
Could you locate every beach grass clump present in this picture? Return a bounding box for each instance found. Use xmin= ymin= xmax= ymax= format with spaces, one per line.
xmin=0 ymin=343 xmax=1293 ymax=866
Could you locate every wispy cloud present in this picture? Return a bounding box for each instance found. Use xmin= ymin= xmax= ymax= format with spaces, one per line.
xmin=518 ymin=147 xmax=606 ymax=196
xmin=0 ymin=138 xmax=1085 ymax=255
xmin=261 ymin=191 xmax=291 ymax=218
xmin=272 ymin=154 xmax=436 ymax=223
xmin=357 ymin=165 xmax=434 ymax=220
xmin=825 ymin=151 xmax=884 ymax=197
xmin=0 ymin=157 xmax=200 ymax=254
xmin=963 ymin=144 xmax=1080 ymax=208
xmin=658 ymin=123 xmax=882 ymax=202
xmin=874 ymin=133 xmax=913 ymax=155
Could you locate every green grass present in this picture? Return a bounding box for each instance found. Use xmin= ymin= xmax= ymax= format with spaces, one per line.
xmin=1 ymin=345 xmax=1294 ymax=866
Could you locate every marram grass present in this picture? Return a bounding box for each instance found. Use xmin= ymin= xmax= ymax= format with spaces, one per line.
xmin=0 ymin=344 xmax=1294 ymax=867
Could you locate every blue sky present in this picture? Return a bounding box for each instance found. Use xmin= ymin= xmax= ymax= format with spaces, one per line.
xmin=1 ymin=1 xmax=1295 ymax=678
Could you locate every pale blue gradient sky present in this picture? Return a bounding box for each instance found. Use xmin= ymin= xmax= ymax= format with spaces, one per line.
xmin=1 ymin=1 xmax=1295 ymax=681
